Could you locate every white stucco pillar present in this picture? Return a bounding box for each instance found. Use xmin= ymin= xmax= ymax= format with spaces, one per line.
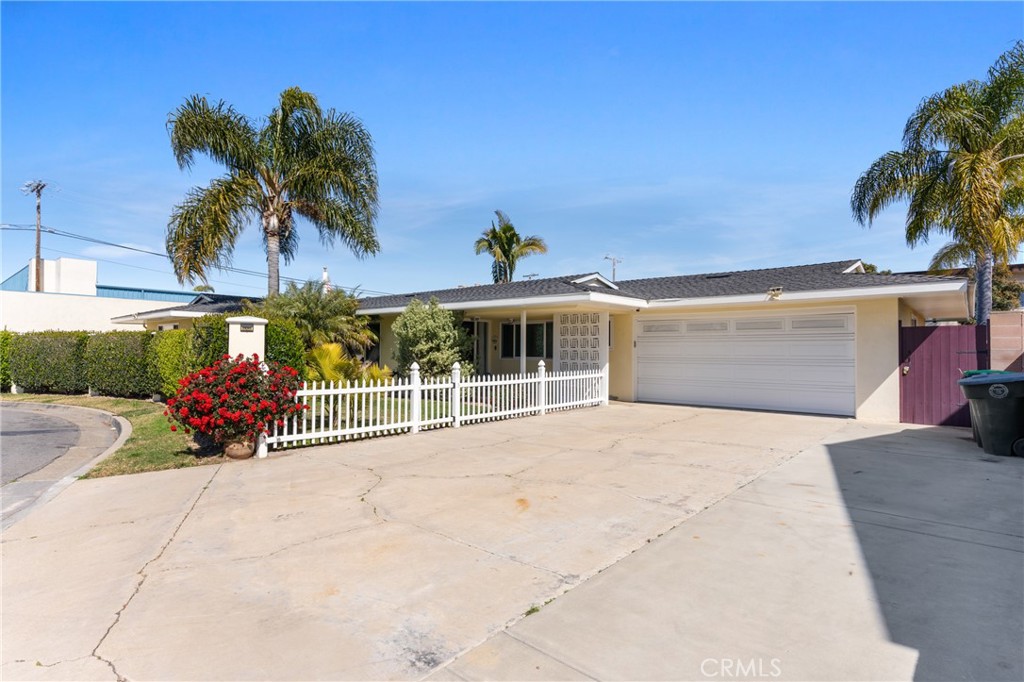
xmin=226 ymin=316 xmax=267 ymax=359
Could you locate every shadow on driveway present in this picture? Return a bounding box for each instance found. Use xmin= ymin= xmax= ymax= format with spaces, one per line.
xmin=827 ymin=426 xmax=1024 ymax=681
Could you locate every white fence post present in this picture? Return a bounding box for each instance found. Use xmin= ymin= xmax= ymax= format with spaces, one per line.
xmin=410 ymin=362 xmax=421 ymax=434
xmin=451 ymin=362 xmax=462 ymax=428
xmin=537 ymin=360 xmax=547 ymax=415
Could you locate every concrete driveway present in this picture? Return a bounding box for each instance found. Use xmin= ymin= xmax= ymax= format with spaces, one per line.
xmin=2 ymin=403 xmax=1021 ymax=681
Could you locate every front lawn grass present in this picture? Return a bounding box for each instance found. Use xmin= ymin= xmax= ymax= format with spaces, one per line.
xmin=0 ymin=393 xmax=222 ymax=478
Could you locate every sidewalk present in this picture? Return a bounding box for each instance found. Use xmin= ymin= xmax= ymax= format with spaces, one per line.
xmin=1 ymin=402 xmax=127 ymax=529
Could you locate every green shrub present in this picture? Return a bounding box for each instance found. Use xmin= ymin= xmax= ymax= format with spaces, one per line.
xmin=149 ymin=329 xmax=192 ymax=397
xmin=265 ymin=317 xmax=305 ymax=371
xmin=188 ymin=314 xmax=229 ymax=370
xmin=84 ymin=331 xmax=159 ymax=398
xmin=0 ymin=330 xmax=13 ymax=391
xmin=10 ymin=331 xmax=89 ymax=394
xmin=392 ymin=298 xmax=474 ymax=378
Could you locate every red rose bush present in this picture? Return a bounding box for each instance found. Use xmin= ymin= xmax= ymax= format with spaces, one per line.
xmin=165 ymin=354 xmax=307 ymax=445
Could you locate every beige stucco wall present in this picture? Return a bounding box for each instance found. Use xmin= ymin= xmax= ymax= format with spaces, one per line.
xmin=854 ymin=298 xmax=900 ymax=421
xmin=609 ymin=312 xmax=635 ymax=401
xmin=0 ymin=291 xmax=182 ymax=333
xmin=898 ymin=300 xmax=925 ymax=327
xmin=377 ymin=314 xmax=399 ymax=370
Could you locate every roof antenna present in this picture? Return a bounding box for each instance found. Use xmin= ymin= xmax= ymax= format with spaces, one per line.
xmin=523 ymin=273 xmax=539 ymax=280
xmin=604 ymin=255 xmax=622 ymax=282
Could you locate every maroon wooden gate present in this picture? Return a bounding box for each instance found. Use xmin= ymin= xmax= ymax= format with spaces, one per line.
xmin=899 ymin=325 xmax=989 ymax=427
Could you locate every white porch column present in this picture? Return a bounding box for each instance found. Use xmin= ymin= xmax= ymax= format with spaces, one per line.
xmin=519 ymin=309 xmax=527 ymax=375
xmin=598 ymin=311 xmax=610 ymax=404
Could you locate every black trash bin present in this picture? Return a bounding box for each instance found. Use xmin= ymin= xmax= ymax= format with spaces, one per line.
xmin=958 ymin=372 xmax=1024 ymax=457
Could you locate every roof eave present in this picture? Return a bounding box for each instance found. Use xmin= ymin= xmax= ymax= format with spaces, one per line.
xmin=358 ymin=291 xmax=647 ymax=316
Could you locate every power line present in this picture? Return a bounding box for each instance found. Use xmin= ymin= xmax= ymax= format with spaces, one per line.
xmin=0 ymin=224 xmax=395 ymax=296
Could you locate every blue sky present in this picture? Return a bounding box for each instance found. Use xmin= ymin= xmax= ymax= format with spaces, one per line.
xmin=2 ymin=1 xmax=1021 ymax=298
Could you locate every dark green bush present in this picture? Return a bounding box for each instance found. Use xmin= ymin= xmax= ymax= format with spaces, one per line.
xmin=188 ymin=314 xmax=305 ymax=373
xmin=0 ymin=330 xmax=13 ymax=391
xmin=265 ymin=318 xmax=305 ymax=371
xmin=84 ymin=331 xmax=158 ymax=398
xmin=10 ymin=331 xmax=90 ymax=394
xmin=188 ymin=314 xmax=229 ymax=370
xmin=149 ymin=329 xmax=192 ymax=397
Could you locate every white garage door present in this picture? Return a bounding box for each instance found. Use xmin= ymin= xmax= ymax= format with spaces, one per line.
xmin=635 ymin=312 xmax=855 ymax=416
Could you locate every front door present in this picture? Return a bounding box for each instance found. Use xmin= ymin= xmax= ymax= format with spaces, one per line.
xmin=473 ymin=320 xmax=489 ymax=374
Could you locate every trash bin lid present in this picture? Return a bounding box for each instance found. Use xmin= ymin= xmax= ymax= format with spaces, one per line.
xmin=958 ymin=372 xmax=1024 ymax=386
xmin=962 ymin=369 xmax=1012 ymax=378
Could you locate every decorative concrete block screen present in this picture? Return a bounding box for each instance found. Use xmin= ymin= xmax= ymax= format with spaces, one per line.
xmin=557 ymin=312 xmax=605 ymax=372
xmin=266 ymin=361 xmax=607 ymax=450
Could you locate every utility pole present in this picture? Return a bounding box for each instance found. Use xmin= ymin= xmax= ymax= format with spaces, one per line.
xmin=604 ymin=255 xmax=622 ymax=282
xmin=21 ymin=180 xmax=47 ymax=291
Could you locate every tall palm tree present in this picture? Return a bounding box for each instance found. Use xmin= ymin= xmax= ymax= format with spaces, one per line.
xmin=851 ymin=42 xmax=1024 ymax=324
xmin=248 ymin=280 xmax=376 ymax=355
xmin=474 ymin=210 xmax=548 ymax=283
xmin=167 ymin=87 xmax=380 ymax=295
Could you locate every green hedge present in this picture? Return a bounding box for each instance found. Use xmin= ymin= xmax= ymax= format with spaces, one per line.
xmin=84 ymin=331 xmax=158 ymax=398
xmin=0 ymin=330 xmax=13 ymax=391
xmin=150 ymin=329 xmax=192 ymax=397
xmin=265 ymin=318 xmax=305 ymax=372
xmin=189 ymin=315 xmax=229 ymax=370
xmin=10 ymin=331 xmax=90 ymax=394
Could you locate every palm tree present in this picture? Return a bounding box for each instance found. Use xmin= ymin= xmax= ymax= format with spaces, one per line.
xmin=474 ymin=210 xmax=548 ymax=283
xmin=248 ymin=280 xmax=376 ymax=355
xmin=167 ymin=87 xmax=380 ymax=295
xmin=851 ymin=42 xmax=1024 ymax=324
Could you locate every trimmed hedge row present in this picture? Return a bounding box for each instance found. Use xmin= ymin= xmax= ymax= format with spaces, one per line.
xmin=0 ymin=330 xmax=12 ymax=391
xmin=6 ymin=316 xmax=306 ymax=398
xmin=10 ymin=332 xmax=90 ymax=394
xmin=85 ymin=331 xmax=159 ymax=398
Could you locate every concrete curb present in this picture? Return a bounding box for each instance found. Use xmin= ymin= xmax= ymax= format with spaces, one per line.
xmin=1 ymin=403 xmax=133 ymax=531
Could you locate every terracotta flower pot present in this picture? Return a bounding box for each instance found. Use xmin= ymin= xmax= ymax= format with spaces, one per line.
xmin=223 ymin=441 xmax=255 ymax=460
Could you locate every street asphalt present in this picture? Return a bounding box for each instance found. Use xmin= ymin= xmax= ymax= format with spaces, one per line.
xmin=0 ymin=401 xmax=120 ymax=525
xmin=1 ymin=405 xmax=81 ymax=484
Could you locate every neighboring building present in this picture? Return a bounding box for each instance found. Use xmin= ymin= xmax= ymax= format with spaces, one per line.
xmin=0 ymin=258 xmax=195 ymax=332
xmin=358 ymin=260 xmax=970 ymax=423
xmin=111 ymin=293 xmax=257 ymax=331
xmin=899 ymin=263 xmax=1024 ymax=311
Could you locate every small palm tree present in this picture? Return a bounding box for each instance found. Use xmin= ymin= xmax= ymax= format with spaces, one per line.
xmin=167 ymin=87 xmax=380 ymax=295
xmin=851 ymin=42 xmax=1024 ymax=324
xmin=249 ymin=280 xmax=375 ymax=355
xmin=474 ymin=210 xmax=548 ymax=283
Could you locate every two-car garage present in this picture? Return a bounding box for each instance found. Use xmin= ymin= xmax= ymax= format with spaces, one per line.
xmin=635 ymin=311 xmax=856 ymax=417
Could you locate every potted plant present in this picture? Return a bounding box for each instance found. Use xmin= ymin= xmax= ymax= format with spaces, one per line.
xmin=164 ymin=353 xmax=306 ymax=459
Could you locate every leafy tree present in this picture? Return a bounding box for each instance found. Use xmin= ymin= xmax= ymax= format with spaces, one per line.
xmin=861 ymin=262 xmax=892 ymax=275
xmin=167 ymin=87 xmax=380 ymax=295
xmin=247 ymin=279 xmax=375 ymax=355
xmin=993 ymin=263 xmax=1024 ymax=311
xmin=851 ymin=41 xmax=1024 ymax=324
xmin=474 ymin=210 xmax=547 ymax=283
xmin=193 ymin=284 xmax=215 ymax=292
xmin=391 ymin=298 xmax=473 ymax=377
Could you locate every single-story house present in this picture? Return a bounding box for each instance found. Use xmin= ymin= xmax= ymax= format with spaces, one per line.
xmin=111 ymin=293 xmax=256 ymax=331
xmin=358 ymin=260 xmax=970 ymax=423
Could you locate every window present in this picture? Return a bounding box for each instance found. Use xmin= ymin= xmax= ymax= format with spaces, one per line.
xmin=501 ymin=321 xmax=554 ymax=358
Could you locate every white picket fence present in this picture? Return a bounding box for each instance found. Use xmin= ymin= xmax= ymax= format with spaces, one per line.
xmin=266 ymin=361 xmax=607 ymax=449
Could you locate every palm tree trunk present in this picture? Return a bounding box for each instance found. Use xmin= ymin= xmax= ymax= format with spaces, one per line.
xmin=265 ymin=212 xmax=281 ymax=296
xmin=975 ymin=249 xmax=993 ymax=326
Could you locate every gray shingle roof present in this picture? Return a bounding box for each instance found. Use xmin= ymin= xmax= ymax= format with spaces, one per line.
xmin=126 ymin=294 xmax=260 ymax=318
xmin=614 ymin=260 xmax=965 ymax=299
xmin=358 ymin=260 xmax=966 ymax=312
xmin=357 ymin=274 xmax=637 ymax=310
